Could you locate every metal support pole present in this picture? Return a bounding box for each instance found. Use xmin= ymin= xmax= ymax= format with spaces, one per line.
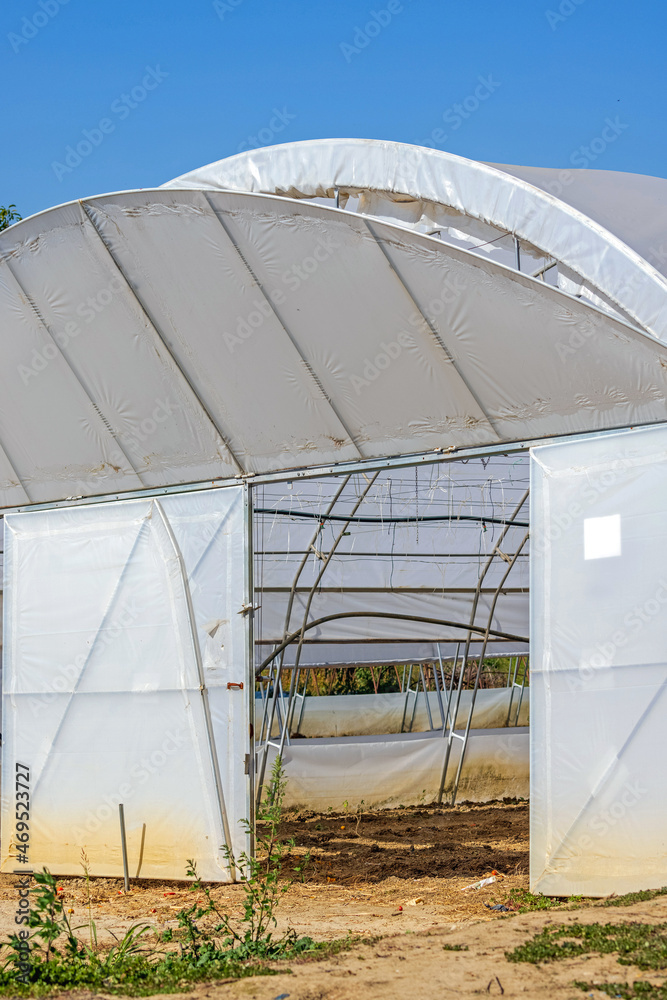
xmin=244 ymin=482 xmax=256 ymax=860
xmin=420 ymin=665 xmax=434 ymax=731
xmin=119 ymin=804 xmax=130 ymax=892
xmin=440 ymin=642 xmax=459 ymax=735
xmin=449 ymin=530 xmax=530 ymax=805
xmin=277 ymin=475 xmax=352 ymax=663
xmin=437 ymin=489 xmax=529 ymax=803
xmin=400 ymin=664 xmax=413 ymax=732
xmin=154 ymin=501 xmax=237 ymax=880
xmin=433 ymin=657 xmax=445 ymax=729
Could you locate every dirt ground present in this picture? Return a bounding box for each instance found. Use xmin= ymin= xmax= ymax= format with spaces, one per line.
xmin=2 ymin=801 xmax=666 ymax=998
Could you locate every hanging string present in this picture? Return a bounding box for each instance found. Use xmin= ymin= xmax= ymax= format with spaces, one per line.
xmin=415 ymin=465 xmax=420 ymax=544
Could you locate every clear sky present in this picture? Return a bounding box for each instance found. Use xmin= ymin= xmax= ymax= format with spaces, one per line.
xmin=2 ymin=0 xmax=666 ymax=221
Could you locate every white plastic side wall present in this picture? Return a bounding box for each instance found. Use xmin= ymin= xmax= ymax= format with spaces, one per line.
xmin=269 ymin=728 xmax=529 ymax=812
xmin=1 ymin=487 xmax=250 ymax=882
xmin=531 ymin=425 xmax=667 ymax=896
xmin=259 ymin=688 xmax=528 ymax=738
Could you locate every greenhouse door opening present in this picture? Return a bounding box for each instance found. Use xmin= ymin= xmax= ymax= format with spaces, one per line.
xmin=1 ymin=486 xmax=252 ymax=882
xmin=531 ymin=424 xmax=667 ymax=896
xmin=251 ymin=458 xmax=530 ymax=811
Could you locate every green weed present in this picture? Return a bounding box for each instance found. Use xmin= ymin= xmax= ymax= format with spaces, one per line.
xmin=506 ymin=920 xmax=667 ymax=970
xmin=502 ymin=887 xmax=583 ymax=912
xmin=598 ymin=887 xmax=667 ymax=909
xmin=574 ymin=983 xmax=667 ymax=999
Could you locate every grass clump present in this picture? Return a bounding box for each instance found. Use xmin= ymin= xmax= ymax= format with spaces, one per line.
xmin=599 ymin=887 xmax=667 ymax=909
xmin=506 ymin=920 xmax=667 ymax=970
xmin=502 ymin=887 xmax=583 ymax=912
xmin=500 ymin=884 xmax=667 ymax=916
xmin=574 ymin=983 xmax=667 ymax=999
xmin=507 ymin=888 xmax=667 ymax=1000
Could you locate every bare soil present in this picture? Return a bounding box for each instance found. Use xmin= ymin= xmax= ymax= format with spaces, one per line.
xmin=2 ymin=801 xmax=666 ymax=998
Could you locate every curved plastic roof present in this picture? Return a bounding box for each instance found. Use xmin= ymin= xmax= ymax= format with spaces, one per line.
xmin=0 ymin=139 xmax=666 ymax=508
xmin=166 ymin=138 xmax=667 ymax=340
xmin=489 ymin=162 xmax=667 ymax=279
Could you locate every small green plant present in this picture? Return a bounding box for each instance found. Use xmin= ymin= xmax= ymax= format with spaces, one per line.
xmin=442 ymin=943 xmax=469 ymax=951
xmin=172 ymin=756 xmax=314 ymax=961
xmin=230 ymin=754 xmax=312 ymax=952
xmin=80 ymin=849 xmax=97 ymax=951
xmin=355 ymin=800 xmax=365 ymax=837
xmin=0 ymin=867 xmax=156 ymax=994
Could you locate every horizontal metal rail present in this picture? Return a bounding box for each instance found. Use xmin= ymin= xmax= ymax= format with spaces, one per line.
xmin=254 ymin=508 xmax=529 ymax=527
xmin=255 ymin=611 xmax=528 ymax=676
xmin=1 ymin=421 xmax=657 ymax=516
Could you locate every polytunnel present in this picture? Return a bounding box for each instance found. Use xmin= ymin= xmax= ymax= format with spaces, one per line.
xmin=1 ymin=138 xmax=667 ymax=893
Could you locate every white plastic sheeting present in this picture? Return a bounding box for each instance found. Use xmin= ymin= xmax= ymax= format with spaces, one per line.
xmin=165 ymin=138 xmax=667 ymax=340
xmin=266 ymin=728 xmax=529 ymax=811
xmin=531 ymin=425 xmax=667 ymax=896
xmin=2 ymin=180 xmax=667 ymax=508
xmin=262 ymin=688 xmax=528 ymax=738
xmin=254 ymin=459 xmax=529 ymax=665
xmin=1 ymin=486 xmax=250 ymax=881
xmin=492 ymin=163 xmax=667 ymax=281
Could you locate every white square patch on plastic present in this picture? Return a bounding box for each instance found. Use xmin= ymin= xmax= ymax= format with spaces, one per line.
xmin=584 ymin=514 xmax=621 ymax=560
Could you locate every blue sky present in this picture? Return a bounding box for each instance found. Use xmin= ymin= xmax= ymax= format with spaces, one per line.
xmin=2 ymin=0 xmax=666 ymax=220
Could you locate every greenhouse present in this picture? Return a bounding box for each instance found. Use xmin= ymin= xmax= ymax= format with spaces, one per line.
xmin=1 ymin=138 xmax=666 ymax=895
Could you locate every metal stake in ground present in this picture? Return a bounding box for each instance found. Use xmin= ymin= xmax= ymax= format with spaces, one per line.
xmin=118 ymin=803 xmax=130 ymax=892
